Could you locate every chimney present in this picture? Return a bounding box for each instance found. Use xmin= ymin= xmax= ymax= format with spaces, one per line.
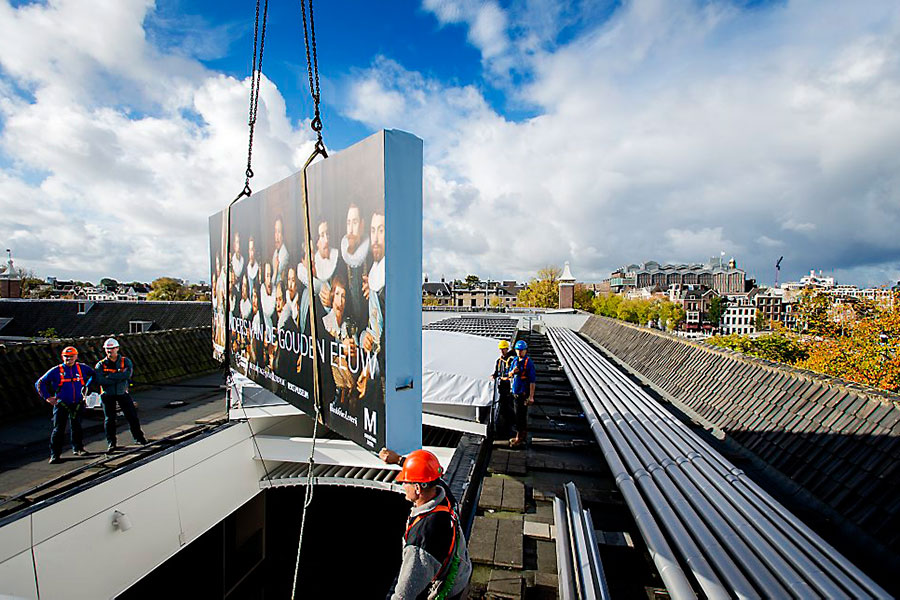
xmin=424 ymin=274 xmax=429 ymax=283
xmin=558 ymin=261 xmax=576 ymax=309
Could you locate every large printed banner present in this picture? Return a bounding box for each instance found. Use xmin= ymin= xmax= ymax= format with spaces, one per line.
xmin=209 ymin=130 xmax=423 ymax=453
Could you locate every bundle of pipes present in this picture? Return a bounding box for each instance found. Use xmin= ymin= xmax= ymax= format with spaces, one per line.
xmin=554 ymin=482 xmax=612 ymax=600
xmin=547 ymin=327 xmax=890 ymax=600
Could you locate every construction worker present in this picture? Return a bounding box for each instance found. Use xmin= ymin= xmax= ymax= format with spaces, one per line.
xmin=508 ymin=340 xmax=536 ymax=448
xmin=491 ymin=340 xmax=515 ymax=436
xmin=35 ymin=346 xmax=97 ymax=464
xmin=94 ymin=338 xmax=147 ymax=454
xmin=380 ymin=448 xmax=471 ymax=600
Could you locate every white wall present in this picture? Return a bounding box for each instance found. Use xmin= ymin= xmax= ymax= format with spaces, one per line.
xmin=0 ymin=422 xmax=264 ymax=600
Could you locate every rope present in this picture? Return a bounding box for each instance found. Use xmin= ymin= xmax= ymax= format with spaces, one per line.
xmin=291 ymin=3 xmax=328 ymax=595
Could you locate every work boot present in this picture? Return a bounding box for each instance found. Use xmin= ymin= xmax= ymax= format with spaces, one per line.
xmin=73 ymin=448 xmax=88 ymax=456
xmin=136 ymin=438 xmax=149 ymax=446
xmin=48 ymin=456 xmax=61 ymax=465
xmin=106 ymin=444 xmax=117 ymax=455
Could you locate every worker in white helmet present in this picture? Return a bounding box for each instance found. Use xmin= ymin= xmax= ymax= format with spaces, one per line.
xmin=94 ymin=338 xmax=147 ymax=454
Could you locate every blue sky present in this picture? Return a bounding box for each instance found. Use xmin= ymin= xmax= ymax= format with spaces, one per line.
xmin=0 ymin=0 xmax=899 ymax=288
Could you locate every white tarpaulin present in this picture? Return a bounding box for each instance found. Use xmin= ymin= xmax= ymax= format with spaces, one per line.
xmin=422 ymin=329 xmax=499 ymax=407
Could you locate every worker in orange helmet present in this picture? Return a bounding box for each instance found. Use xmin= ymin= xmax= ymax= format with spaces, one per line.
xmin=380 ymin=448 xmax=472 ymax=600
xmin=35 ymin=346 xmax=97 ymax=464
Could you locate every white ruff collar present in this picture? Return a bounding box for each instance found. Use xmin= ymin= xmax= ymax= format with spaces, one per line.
xmin=315 ymin=248 xmax=338 ymax=280
xmin=247 ymin=261 xmax=259 ymax=280
xmin=368 ymin=258 xmax=385 ymax=293
xmin=341 ymin=236 xmax=370 ymax=269
xmin=297 ymin=264 xmax=323 ymax=293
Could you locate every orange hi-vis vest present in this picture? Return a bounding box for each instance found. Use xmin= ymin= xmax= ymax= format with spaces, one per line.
xmin=405 ymin=499 xmax=459 ymax=583
xmin=101 ymin=357 xmax=125 ymax=374
xmin=58 ymin=363 xmax=85 ymax=385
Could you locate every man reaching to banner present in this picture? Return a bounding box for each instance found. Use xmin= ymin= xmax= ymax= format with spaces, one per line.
xmin=380 ymin=449 xmax=472 ymax=600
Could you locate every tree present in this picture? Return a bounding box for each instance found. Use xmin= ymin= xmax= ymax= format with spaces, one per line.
xmin=147 ymin=277 xmax=194 ymax=301
xmin=422 ymin=296 xmax=439 ymax=307
xmin=464 ymin=274 xmax=481 ymax=289
xmin=573 ymin=285 xmax=595 ymax=311
xmin=755 ymin=311 xmax=768 ymax=332
xmin=797 ymin=290 xmax=836 ymax=336
xmin=667 ymin=304 xmax=686 ymax=330
xmin=100 ymin=277 xmax=119 ymax=289
xmin=489 ymin=296 xmax=502 ymax=308
xmin=708 ymin=295 xmax=728 ymax=331
xmin=517 ymin=267 xmax=561 ymax=308
xmin=37 ymin=327 xmax=59 ymax=338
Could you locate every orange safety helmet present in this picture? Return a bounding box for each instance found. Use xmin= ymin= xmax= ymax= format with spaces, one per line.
xmin=395 ymin=449 xmax=443 ymax=484
xmin=61 ymin=346 xmax=78 ymax=357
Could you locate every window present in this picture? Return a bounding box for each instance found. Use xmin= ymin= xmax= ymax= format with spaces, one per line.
xmin=129 ymin=321 xmax=153 ymax=333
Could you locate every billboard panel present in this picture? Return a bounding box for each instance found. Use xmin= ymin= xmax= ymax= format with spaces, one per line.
xmin=210 ymin=130 xmax=422 ymax=453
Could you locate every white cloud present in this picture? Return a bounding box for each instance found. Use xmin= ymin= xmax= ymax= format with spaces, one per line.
xmin=0 ymin=0 xmax=314 ymax=282
xmin=340 ymin=0 xmax=900 ymax=285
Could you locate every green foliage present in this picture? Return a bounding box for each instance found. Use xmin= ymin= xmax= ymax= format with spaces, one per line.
xmin=573 ymin=285 xmax=595 ymax=311
xmin=797 ymin=290 xmax=836 ymax=336
xmin=100 ymin=277 xmax=119 ymax=289
xmin=464 ymin=274 xmax=480 ymax=288
xmin=755 ymin=311 xmax=768 ymax=331
xmin=37 ymin=327 xmax=59 ymax=338
xmin=517 ymin=267 xmax=561 ymax=308
xmin=591 ymin=294 xmax=685 ymax=330
xmin=707 ymin=333 xmax=808 ymax=364
xmin=708 ymin=295 xmax=728 ymax=328
xmin=147 ymin=277 xmax=194 ymax=301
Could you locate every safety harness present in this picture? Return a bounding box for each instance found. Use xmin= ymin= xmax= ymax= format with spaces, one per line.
xmin=494 ymin=355 xmax=513 ymax=382
xmin=56 ymin=363 xmax=87 ymax=418
xmin=101 ymin=357 xmax=125 ymax=374
xmin=404 ymin=498 xmax=462 ymax=599
xmin=515 ymin=356 xmax=531 ymax=381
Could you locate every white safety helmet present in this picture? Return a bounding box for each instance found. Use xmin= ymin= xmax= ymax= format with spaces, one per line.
xmin=103 ymin=338 xmax=120 ymax=349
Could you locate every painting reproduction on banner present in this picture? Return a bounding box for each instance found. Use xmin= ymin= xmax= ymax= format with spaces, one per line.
xmin=209 ymin=130 xmax=422 ymax=453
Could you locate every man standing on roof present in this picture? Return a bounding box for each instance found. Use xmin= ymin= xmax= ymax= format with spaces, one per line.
xmin=491 ymin=340 xmax=515 ymax=437
xmin=381 ymin=449 xmax=472 ymax=600
xmin=35 ymin=346 xmax=97 ymax=464
xmin=508 ymin=340 xmax=536 ymax=448
xmin=94 ymin=338 xmax=147 ymax=454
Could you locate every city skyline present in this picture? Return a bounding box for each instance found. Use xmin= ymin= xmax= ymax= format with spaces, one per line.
xmin=0 ymin=1 xmax=898 ymax=287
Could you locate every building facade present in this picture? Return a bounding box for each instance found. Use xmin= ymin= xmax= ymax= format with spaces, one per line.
xmin=612 ymin=257 xmax=746 ymax=295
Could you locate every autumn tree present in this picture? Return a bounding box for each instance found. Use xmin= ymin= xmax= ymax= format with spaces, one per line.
xmin=796 ymin=290 xmax=836 ymax=336
xmin=573 ymin=284 xmax=595 ymax=311
xmin=517 ymin=267 xmax=561 ymax=308
xmin=147 ymin=277 xmax=194 ymax=301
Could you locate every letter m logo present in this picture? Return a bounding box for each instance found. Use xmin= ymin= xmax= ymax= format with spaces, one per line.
xmin=364 ymin=407 xmax=377 ymax=435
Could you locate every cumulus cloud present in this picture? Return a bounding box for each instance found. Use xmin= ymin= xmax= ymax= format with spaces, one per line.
xmin=343 ymin=0 xmax=900 ymax=285
xmin=0 ymin=0 xmax=315 ymax=282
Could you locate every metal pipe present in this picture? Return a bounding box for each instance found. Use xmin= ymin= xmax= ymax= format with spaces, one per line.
xmin=551 ymin=333 xmax=706 ymax=599
xmin=582 ymin=507 xmax=612 ymax=600
xmin=565 ymin=482 xmax=601 ymax=600
xmin=577 ymin=331 xmax=879 ymax=599
xmin=616 ymin=366 xmax=890 ymax=600
xmin=553 ymin=327 xmax=889 ymax=599
xmin=555 ymin=329 xmax=837 ymax=597
xmin=554 ymin=330 xmax=764 ymax=599
xmin=554 ymin=496 xmax=577 ymax=600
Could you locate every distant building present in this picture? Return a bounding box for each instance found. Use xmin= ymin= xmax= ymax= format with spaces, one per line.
xmin=422 ymin=276 xmax=454 ymax=306
xmin=675 ymin=286 xmax=717 ymax=332
xmin=781 ymin=270 xmax=835 ymax=291
xmin=0 ymin=255 xmax=22 ymax=299
xmin=0 ymin=299 xmax=210 ymax=341
xmin=721 ymin=291 xmax=758 ymax=335
xmin=451 ymin=279 xmax=522 ymax=309
xmin=754 ymin=287 xmax=797 ymax=330
xmin=613 ymin=257 xmax=745 ymax=295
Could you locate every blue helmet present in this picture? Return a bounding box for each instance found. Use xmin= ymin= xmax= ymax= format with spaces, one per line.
xmin=514 ymin=340 xmax=528 ymax=350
